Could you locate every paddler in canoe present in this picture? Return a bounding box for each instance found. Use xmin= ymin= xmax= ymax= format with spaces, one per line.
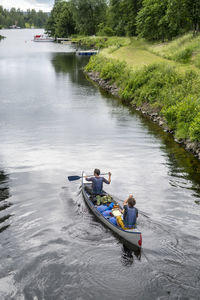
xmin=85 ymin=168 xmax=112 ymax=198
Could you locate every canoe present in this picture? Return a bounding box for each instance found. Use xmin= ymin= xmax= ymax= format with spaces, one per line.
xmin=81 ymin=172 xmax=142 ymax=248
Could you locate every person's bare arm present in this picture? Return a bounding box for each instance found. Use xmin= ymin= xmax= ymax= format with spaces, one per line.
xmin=123 ymin=194 xmax=133 ymax=206
xmin=108 ymin=172 xmax=111 ymax=184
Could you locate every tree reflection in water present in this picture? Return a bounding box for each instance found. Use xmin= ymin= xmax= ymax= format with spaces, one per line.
xmin=0 ymin=170 xmax=11 ymax=233
xmin=51 ymin=53 xmax=90 ymax=85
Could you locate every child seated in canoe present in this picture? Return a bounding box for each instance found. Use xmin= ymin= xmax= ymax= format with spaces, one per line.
xmin=116 ymin=195 xmax=138 ymax=230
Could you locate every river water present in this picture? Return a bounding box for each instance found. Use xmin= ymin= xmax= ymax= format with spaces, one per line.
xmin=0 ymin=29 xmax=200 ymax=300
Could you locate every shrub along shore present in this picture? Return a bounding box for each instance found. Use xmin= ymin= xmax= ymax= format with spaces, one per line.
xmin=82 ymin=35 xmax=200 ymax=160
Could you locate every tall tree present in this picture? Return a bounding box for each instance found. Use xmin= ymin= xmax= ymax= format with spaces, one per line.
xmin=185 ymin=0 xmax=200 ymax=34
xmin=55 ymin=2 xmax=76 ymax=37
xmin=0 ymin=6 xmax=48 ymax=28
xmin=71 ymin=0 xmax=107 ymax=35
xmin=136 ymin=0 xmax=169 ymax=41
xmin=45 ymin=1 xmax=65 ymax=36
xmin=124 ymin=0 xmax=143 ymax=36
xmin=166 ymin=0 xmax=191 ymax=37
xmin=107 ymin=0 xmax=142 ymax=36
xmin=166 ymin=0 xmax=200 ymax=37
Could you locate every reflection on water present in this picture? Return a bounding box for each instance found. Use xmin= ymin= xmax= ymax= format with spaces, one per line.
xmin=0 ymin=170 xmax=11 ymax=233
xmin=0 ymin=29 xmax=200 ymax=299
xmin=121 ymin=244 xmax=141 ymax=266
xmin=103 ymin=95 xmax=200 ymax=189
xmin=51 ymin=53 xmax=89 ymax=84
xmin=0 ymin=171 xmax=10 ymax=201
xmin=136 ymin=112 xmax=200 ymax=198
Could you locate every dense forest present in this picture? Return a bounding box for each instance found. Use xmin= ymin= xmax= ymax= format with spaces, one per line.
xmin=46 ymin=0 xmax=200 ymax=40
xmin=0 ymin=6 xmax=48 ymax=29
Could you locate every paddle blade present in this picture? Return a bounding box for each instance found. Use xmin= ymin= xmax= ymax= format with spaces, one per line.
xmin=68 ymin=175 xmax=81 ymax=181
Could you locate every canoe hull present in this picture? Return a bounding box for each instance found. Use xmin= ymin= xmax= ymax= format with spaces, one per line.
xmin=82 ymin=174 xmax=142 ymax=249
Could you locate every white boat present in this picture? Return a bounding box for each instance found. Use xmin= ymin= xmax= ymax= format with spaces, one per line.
xmin=33 ymin=34 xmax=54 ymax=42
xmin=9 ymin=25 xmax=21 ymax=29
xmin=81 ymin=172 xmax=142 ymax=249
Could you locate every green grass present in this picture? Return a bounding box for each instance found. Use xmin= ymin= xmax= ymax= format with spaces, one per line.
xmin=76 ymin=34 xmax=200 ymax=73
xmin=71 ymin=36 xmax=131 ymax=50
xmin=148 ymin=33 xmax=200 ymax=67
xmin=101 ymin=45 xmax=170 ymax=70
xmin=85 ymin=35 xmax=200 ymax=142
xmin=99 ymin=35 xmax=200 ymax=75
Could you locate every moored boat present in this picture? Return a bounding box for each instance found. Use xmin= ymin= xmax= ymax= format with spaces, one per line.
xmin=82 ymin=172 xmax=142 ymax=248
xmin=33 ymin=34 xmax=54 ymax=42
xmin=76 ymin=50 xmax=99 ymax=56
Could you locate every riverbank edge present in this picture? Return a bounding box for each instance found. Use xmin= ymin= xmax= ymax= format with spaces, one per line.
xmin=85 ymin=70 xmax=200 ymax=161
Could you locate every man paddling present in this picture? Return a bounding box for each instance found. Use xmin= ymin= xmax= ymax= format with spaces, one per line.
xmin=85 ymin=169 xmax=111 ymax=196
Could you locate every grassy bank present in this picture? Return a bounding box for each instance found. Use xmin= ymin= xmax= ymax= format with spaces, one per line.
xmin=75 ymin=33 xmax=200 ymax=70
xmin=84 ymin=34 xmax=200 ymax=143
xmin=71 ymin=36 xmax=130 ymax=50
xmin=149 ymin=33 xmax=200 ymax=68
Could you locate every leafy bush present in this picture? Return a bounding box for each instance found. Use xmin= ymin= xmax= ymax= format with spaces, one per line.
xmin=121 ymin=63 xmax=183 ymax=107
xmin=189 ymin=113 xmax=200 ymax=141
xmin=85 ymin=55 xmax=128 ymax=84
xmin=72 ymin=36 xmax=130 ymax=50
xmin=172 ymin=47 xmax=193 ymax=63
xmin=163 ymin=97 xmax=200 ymax=139
xmin=149 ymin=33 xmax=200 ymax=64
xmin=100 ymin=60 xmax=127 ymax=83
xmin=149 ymin=33 xmax=193 ymax=57
xmin=194 ymin=53 xmax=200 ymax=69
xmin=97 ymin=23 xmax=114 ymax=37
xmin=84 ymin=55 xmax=103 ymax=71
xmin=176 ymin=97 xmax=199 ymax=124
xmin=162 ymin=105 xmax=178 ymax=129
xmin=121 ymin=66 xmax=155 ymax=103
xmin=175 ymin=104 xmax=195 ymax=139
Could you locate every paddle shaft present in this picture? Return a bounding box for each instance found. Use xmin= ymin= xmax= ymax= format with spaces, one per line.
xmin=84 ymin=173 xmax=108 ymax=178
xmin=68 ymin=173 xmax=109 ymax=181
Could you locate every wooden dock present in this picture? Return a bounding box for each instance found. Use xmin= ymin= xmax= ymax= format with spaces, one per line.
xmin=61 ymin=41 xmax=72 ymax=45
xmin=76 ymin=50 xmax=99 ymax=56
xmin=56 ymin=38 xmax=71 ymax=43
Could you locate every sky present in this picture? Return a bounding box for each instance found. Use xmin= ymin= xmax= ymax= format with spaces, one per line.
xmin=0 ymin=0 xmax=54 ymax=12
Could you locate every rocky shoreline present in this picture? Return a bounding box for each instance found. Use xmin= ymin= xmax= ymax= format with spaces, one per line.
xmin=85 ymin=70 xmax=200 ymax=161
